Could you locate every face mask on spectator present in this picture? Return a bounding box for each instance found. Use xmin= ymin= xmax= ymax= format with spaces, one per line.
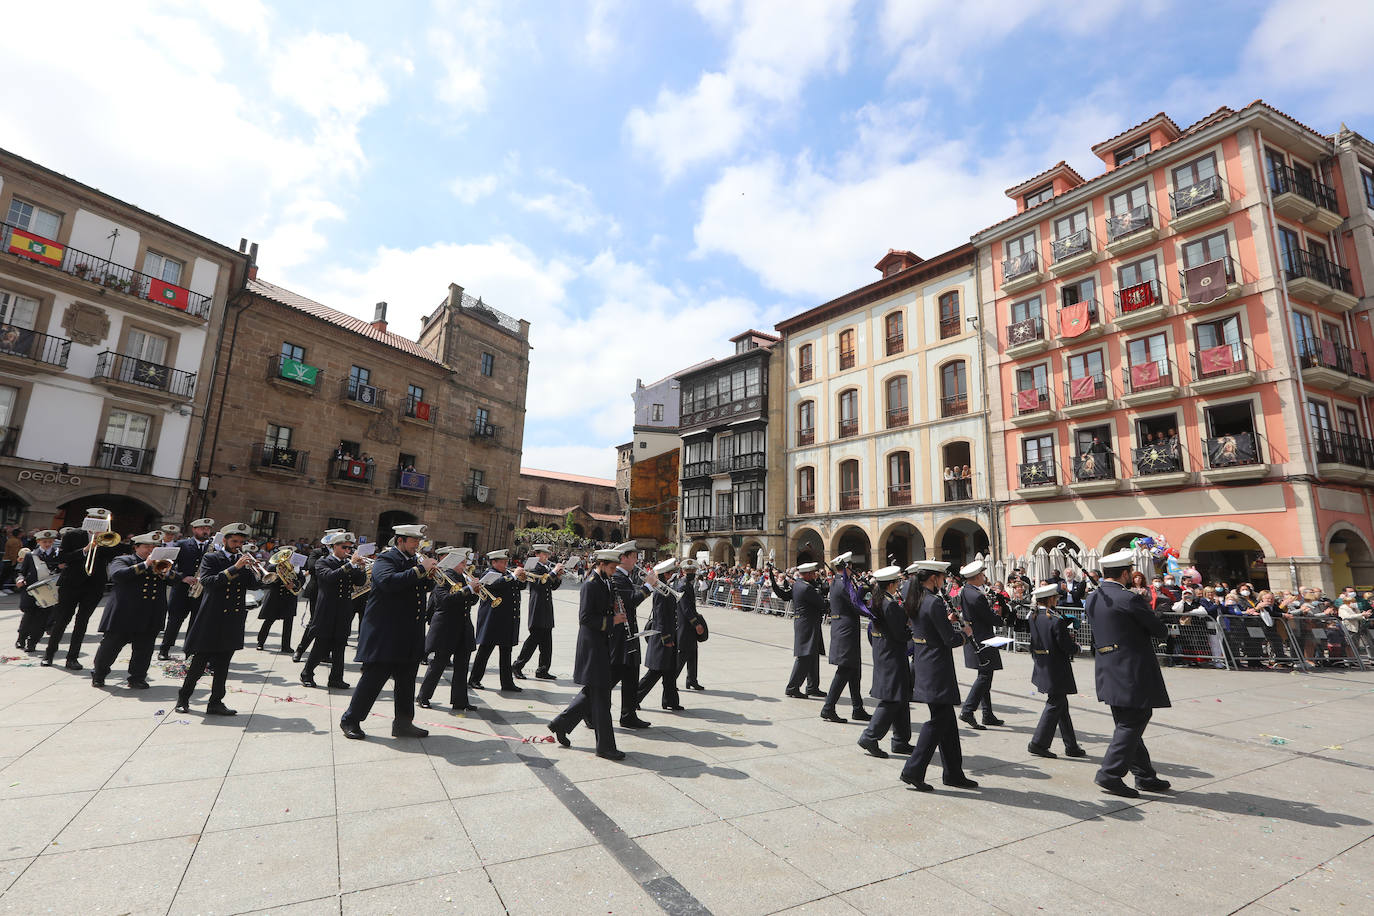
xmin=1240 ymin=589 xmax=1251 ymax=596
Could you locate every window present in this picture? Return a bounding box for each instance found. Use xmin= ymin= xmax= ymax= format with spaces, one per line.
xmin=1277 ymin=226 xmax=1302 ymax=275
xmin=0 ymin=385 xmax=17 ymax=430
xmin=281 ymin=341 xmax=305 ymax=362
xmin=1022 ymin=435 xmax=1054 ymax=469
xmin=399 ymin=452 xmax=417 ymax=470
xmin=474 ymin=406 xmax=491 ymax=433
xmin=1127 ymin=332 xmax=1170 ymax=378
xmin=1061 ymin=276 xmax=1097 ymax=314
xmin=123 ymin=328 xmax=168 ymax=364
xmin=1024 ymin=184 xmax=1053 ymax=208
xmin=683 ymin=439 xmax=712 ymax=466
xmin=939 ymin=291 xmax=960 ymax=338
xmin=838 ymin=459 xmax=860 ymax=509
xmin=1338 ymin=406 xmax=1360 ymax=438
xmin=142 ymin=251 xmax=183 ymax=285
xmin=1182 ymin=231 xmax=1229 ymax=268
xmin=337 ymin=438 xmax=361 ymax=458
xmin=265 ymin=424 xmax=292 ymax=449
xmin=1172 ymin=154 xmax=1217 ymax=191
xmin=940 ymin=362 xmax=968 ymax=416
xmin=1321 ymin=319 xmax=1344 ymax=345
xmin=0 ymin=289 xmax=39 ymax=330
xmin=348 ymin=365 xmax=371 ymax=396
xmin=1053 ymin=209 xmax=1089 ymax=240
xmin=887 ymin=452 xmax=911 ymax=506
xmin=408 ymin=383 xmax=424 ymax=404
xmin=104 ymin=409 xmax=151 ymax=448
xmin=732 ymin=428 xmax=765 ymax=463
xmin=796 ymin=467 xmax=815 ymax=513
xmin=327 ymin=517 xmax=350 ymax=531
xmin=1194 ymin=315 xmax=1244 ymax=377
xmin=538 ymin=485 xmax=549 ymax=504
xmin=682 ymin=488 xmax=710 ymax=520
xmin=1107 ymin=183 xmax=1151 ymax=239
xmin=461 ymin=532 xmax=479 ymax=550
xmin=1074 ymin=424 xmax=1111 ymax=456
xmin=1067 ymin=350 xmax=1105 ymax=403
xmin=5 ymin=198 xmax=61 ymax=239
xmin=838 ymin=329 xmax=855 ymax=369
xmin=249 ymin=509 xmax=278 ymax=541
xmin=884 ymin=312 xmax=904 ymax=355
xmin=651 ymin=403 xmax=664 ymax=421
xmin=1016 ymin=363 xmax=1049 ymax=393
xmin=886 ymin=376 xmax=909 ymax=427
xmin=1118 ymin=255 xmax=1158 ymax=289
xmin=480 ymin=352 xmax=494 ymax=377
xmin=1113 ymin=138 xmax=1150 ymax=167
xmin=837 ymin=389 xmax=858 ymax=437
xmin=714 ymin=491 xmax=732 ymax=517
xmin=468 ymin=468 xmax=485 ymax=488
xmin=1290 ymin=309 xmax=1318 ymax=348
xmin=1010 ymin=295 xmax=1043 ymax=323
xmin=1136 ymin=413 xmax=1179 ymax=445
xmin=732 ymin=479 xmax=764 ymax=519
xmin=1307 ymin=399 xmax=1332 ymax=434
xmin=1362 ymin=169 xmax=1374 ymax=209
xmin=798 ymin=343 xmax=814 ymax=381
xmin=797 ymin=400 xmax=815 ymax=444
xmin=1006 ymin=232 xmax=1035 ymax=259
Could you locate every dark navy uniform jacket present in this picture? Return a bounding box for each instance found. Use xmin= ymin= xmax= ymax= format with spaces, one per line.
xmin=610 ymin=567 xmax=648 ymax=667
xmin=643 ymin=587 xmax=679 ymax=672
xmin=56 ymin=529 xmax=119 ymax=592
xmin=312 ymin=555 xmax=366 ymax=643
xmin=426 ymin=579 xmax=477 ymax=656
xmin=168 ymin=537 xmax=213 ymax=614
xmin=909 ymin=587 xmax=966 ymax=706
xmin=960 ymin=584 xmax=1003 ymax=671
xmin=18 ymin=547 xmax=58 ymax=614
xmin=867 ymin=590 xmax=912 ymax=702
xmin=524 ymin=559 xmax=562 ymax=630
xmin=98 ymin=554 xmax=172 ymax=634
xmin=474 ymin=569 xmax=525 ymax=646
xmin=1028 ymin=609 xmax=1079 ymax=695
xmin=355 ymin=547 xmax=434 ymax=665
xmin=185 ymin=550 xmax=261 ymax=654
xmin=1085 ymin=578 xmax=1170 ymax=709
xmin=789 ymin=577 xmax=826 ymax=658
xmin=573 ymin=573 xmax=617 ymax=686
xmin=676 ymin=575 xmax=704 ymax=661
xmin=824 ymin=575 xmax=862 ymax=668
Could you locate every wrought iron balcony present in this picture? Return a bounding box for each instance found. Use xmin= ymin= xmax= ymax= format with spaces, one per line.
xmin=887 ymin=483 xmax=912 ymax=507
xmin=93 ymin=351 xmax=195 ymax=399
xmin=798 ymin=362 xmax=813 ymax=382
xmin=1106 ymin=204 xmax=1155 ymax=242
xmin=255 ymin=442 xmax=309 ymax=474
xmin=940 ymin=395 xmax=969 ymax=417
xmin=734 ymin=513 xmax=764 ymax=530
xmin=1133 ymin=441 xmax=1183 ymax=476
xmin=404 ymin=396 xmax=437 ymax=422
xmin=1050 ymin=228 xmax=1092 ymax=263
xmin=1122 ymin=359 xmax=1176 ymax=395
xmin=886 ymin=407 xmax=909 ymax=428
xmin=1003 ymin=251 xmax=1038 ymax=281
xmin=1063 ymin=374 xmax=1106 ymax=406
xmin=839 ymin=489 xmax=860 ymax=511
xmin=1013 ymin=385 xmax=1051 ymax=416
xmin=1191 ymin=341 xmax=1249 ymax=381
xmin=1285 ymin=249 xmax=1354 ymax=295
xmin=1270 ymin=164 xmax=1339 ymax=213
xmin=1071 ymin=450 xmax=1116 ymax=483
xmin=1 ymin=220 xmax=212 ymax=319
xmin=1115 ymin=278 xmax=1162 ymax=314
xmin=939 ymin=316 xmax=961 ymax=339
xmin=1203 ymin=431 xmax=1262 ymax=470
xmin=1297 ymin=337 xmax=1372 ymax=381
xmin=1314 ymin=430 xmax=1374 ymax=469
xmin=838 ymin=418 xmax=858 ymax=438
xmin=0 ymin=323 xmax=70 ymax=368
xmin=684 ymin=516 xmax=710 ymax=533
xmin=471 ymin=420 xmax=500 ymax=442
xmin=392 ymin=467 xmax=429 ymax=492
xmin=1179 ymin=255 xmax=1237 ymax=307
xmin=329 ymin=457 xmax=375 ymax=484
xmin=1017 ymin=458 xmax=1056 ymax=488
xmin=885 ymin=333 xmax=904 ymax=356
xmin=464 ymin=483 xmax=494 ymax=504
xmin=95 ymin=442 xmax=155 ymax=475
xmin=1006 ymin=316 xmax=1045 ymax=349
xmin=1170 ymin=175 xmax=1224 ymax=217
xmin=796 ymin=496 xmax=815 ymax=515
xmin=838 ymin=347 xmax=856 ymax=370
xmin=797 ymin=427 xmax=815 ymax=446
xmin=339 ymin=378 xmax=386 ymax=410
xmin=267 ymin=353 xmax=321 ymax=387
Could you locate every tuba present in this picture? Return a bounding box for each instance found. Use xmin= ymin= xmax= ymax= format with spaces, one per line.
xmin=269 ymin=546 xmax=301 ymax=595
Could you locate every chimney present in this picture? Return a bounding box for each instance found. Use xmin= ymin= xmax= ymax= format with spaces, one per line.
xmin=371 ymin=301 xmax=388 ymax=333
xmin=247 ymin=241 xmax=259 ymax=280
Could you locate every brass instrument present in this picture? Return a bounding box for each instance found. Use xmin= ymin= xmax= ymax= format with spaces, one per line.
xmin=150 ymin=557 xmax=175 ymax=576
xmin=269 ymin=546 xmax=301 ymax=595
xmin=84 ymin=530 xmax=121 ymax=575
xmin=647 ymin=558 xmax=684 ymax=602
xmin=351 ymin=563 xmax=373 ymax=600
xmin=468 ymin=572 xmax=501 ymax=606
xmin=238 ymin=547 xmax=270 ymax=579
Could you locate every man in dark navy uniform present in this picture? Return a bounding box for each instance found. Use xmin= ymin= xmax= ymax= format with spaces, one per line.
xmin=293 ymin=528 xmax=344 ymax=663
xmin=549 ymin=548 xmax=629 ymax=760
xmin=819 ymin=558 xmax=869 ymax=722
xmin=786 ymin=557 xmax=830 ymax=699
xmin=513 ymin=543 xmax=563 ymax=680
xmin=301 ymin=532 xmax=366 ymax=690
xmin=160 ymin=517 xmax=216 ymax=660
xmin=417 ymin=548 xmax=477 ymax=711
xmin=44 ymin=507 xmax=122 ymax=669
xmin=92 ymin=531 xmax=176 ymax=689
xmin=1026 ymin=583 xmax=1086 ymax=759
xmin=15 ymin=529 xmax=59 ymax=652
xmin=176 ymin=522 xmax=262 ymax=715
xmin=1086 ymin=549 xmax=1172 ymax=798
xmin=469 ymin=549 xmax=528 ymax=691
xmin=636 ymin=558 xmax=684 ymax=711
xmin=856 ymin=565 xmax=912 ymax=757
xmin=957 ymin=559 xmax=1006 ymax=730
xmin=609 ymin=540 xmax=659 ymax=728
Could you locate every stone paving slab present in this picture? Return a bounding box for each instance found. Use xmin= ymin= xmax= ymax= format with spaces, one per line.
xmin=2 ymin=591 xmax=1374 ymax=914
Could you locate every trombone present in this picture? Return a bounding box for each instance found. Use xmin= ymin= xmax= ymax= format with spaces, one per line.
xmin=84 ymin=530 xmax=122 ymax=575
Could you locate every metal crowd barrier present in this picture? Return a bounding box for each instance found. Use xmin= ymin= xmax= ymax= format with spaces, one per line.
xmin=1284 ymin=614 xmax=1367 ymax=671
xmin=701 ymin=578 xmax=789 ymax=616
xmin=1217 ymin=612 xmax=1297 ymax=669
xmin=1155 ymin=611 xmax=1228 ymax=669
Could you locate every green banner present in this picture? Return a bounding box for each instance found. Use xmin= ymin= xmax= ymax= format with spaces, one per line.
xmin=279 ymin=357 xmax=319 ymax=386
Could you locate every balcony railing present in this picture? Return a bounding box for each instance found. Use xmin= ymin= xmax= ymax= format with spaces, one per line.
xmin=328 ymin=457 xmax=375 ymax=485
xmin=734 ymin=513 xmax=764 ymax=530
xmin=1 ymin=425 xmax=18 ymax=456
xmin=839 ymin=489 xmax=860 ymax=511
xmin=1013 ymin=385 xmax=1051 ymax=416
xmin=1133 ymin=441 xmax=1183 ymax=476
xmin=0 ymin=323 xmax=70 ymax=368
xmin=471 ymin=420 xmax=500 ymax=442
xmin=885 ymin=333 xmax=904 ymax=356
xmin=1116 ymin=278 xmax=1162 ymax=313
xmin=1017 ymin=458 xmax=1056 ymax=488
xmin=1270 ymin=164 xmax=1339 ymax=213
xmin=267 ymin=353 xmax=321 ymax=387
xmin=1285 ymin=249 xmax=1354 ymax=295
xmin=93 ymin=351 xmax=196 ymax=399
xmin=1203 ymin=431 xmax=1262 ymax=470
xmin=886 ymin=406 xmax=909 ymax=428
xmin=1072 ymin=450 xmax=1116 ymax=483
xmin=1106 ymin=204 xmax=1155 ymax=242
xmin=95 ymin=442 xmax=155 ymax=475
xmin=339 ymin=378 xmax=386 ymax=409
xmin=797 ymin=428 xmax=814 ymax=446
xmin=255 ymin=442 xmax=308 ymax=473
xmin=941 ymin=394 xmax=969 ymax=417
xmin=709 ymin=514 xmax=734 ymax=531
xmin=404 ymin=396 xmax=437 ymax=422
xmin=798 ymin=363 xmax=813 ymax=382
xmin=728 ymin=452 xmax=767 ymax=472
xmin=1297 ymin=337 xmax=1372 ymax=381
xmin=392 ymin=467 xmax=430 ymax=492
xmin=838 ymin=418 xmax=858 ymax=438
xmin=682 ymin=460 xmax=713 ymax=479
xmin=1123 ymin=359 xmax=1176 ymax=394
xmin=464 ymin=483 xmax=495 ymax=504
xmin=1064 ymin=374 xmax=1106 ymax=405
xmin=944 ymin=476 xmax=974 ymax=502
xmin=1314 ymin=430 xmax=1374 ymax=469
xmin=685 ymin=517 xmax=710 ymax=533
xmin=1 ymin=220 xmax=213 ymax=319
xmin=1003 ymin=250 xmax=1038 ymax=281
xmin=1006 ymin=316 xmax=1045 ymax=348
xmin=838 ymin=348 xmax=855 ymax=370
xmin=887 ymin=483 xmax=912 ymax=506
xmin=796 ymin=496 xmax=815 ymax=515
xmin=1170 ymin=175 xmax=1224 ymax=217
xmin=939 ymin=316 xmax=961 ymax=339
xmin=1050 ymin=228 xmax=1092 ymax=262
xmin=1192 ymin=341 xmax=1248 ymax=381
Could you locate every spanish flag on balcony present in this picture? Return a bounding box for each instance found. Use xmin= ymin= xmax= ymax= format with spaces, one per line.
xmin=147 ymin=277 xmax=190 ymax=311
xmin=7 ymin=228 xmax=64 ymax=267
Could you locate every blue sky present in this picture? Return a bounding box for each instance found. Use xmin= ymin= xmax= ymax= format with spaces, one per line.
xmin=6 ymin=0 xmax=1371 ymax=477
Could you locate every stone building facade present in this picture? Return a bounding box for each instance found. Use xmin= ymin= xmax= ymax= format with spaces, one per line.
xmin=515 ymin=467 xmax=622 ymax=542
xmin=194 ymin=278 xmax=529 ymax=550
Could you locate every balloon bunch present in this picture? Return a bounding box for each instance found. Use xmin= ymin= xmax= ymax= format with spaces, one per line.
xmin=1128 ymin=535 xmax=1178 ymax=560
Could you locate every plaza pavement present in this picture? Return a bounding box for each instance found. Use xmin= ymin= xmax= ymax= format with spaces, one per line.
xmin=1 ymin=588 xmax=1372 ymax=916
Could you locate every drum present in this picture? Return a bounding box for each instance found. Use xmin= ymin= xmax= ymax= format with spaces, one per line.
xmin=28 ymin=577 xmax=59 ymax=608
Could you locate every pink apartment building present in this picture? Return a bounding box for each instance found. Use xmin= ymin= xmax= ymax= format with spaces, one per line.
xmin=973 ymin=102 xmax=1374 ymax=592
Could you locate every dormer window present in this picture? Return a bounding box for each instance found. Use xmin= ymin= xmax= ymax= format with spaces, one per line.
xmin=1024 ymin=184 xmax=1053 ymax=209
xmin=1114 ymin=138 xmax=1151 ymax=167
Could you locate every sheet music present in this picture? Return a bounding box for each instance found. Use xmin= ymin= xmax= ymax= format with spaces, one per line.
xmin=355 ymin=543 xmax=377 ymax=557
xmin=149 ymin=546 xmax=180 ymax=563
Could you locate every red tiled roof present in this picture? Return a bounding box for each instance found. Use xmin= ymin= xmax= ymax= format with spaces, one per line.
xmin=729 ymin=329 xmax=781 ymax=342
xmin=1089 ymin=112 xmax=1180 ymax=155
xmin=248 ymin=278 xmax=446 ymax=367
xmin=525 ymin=505 xmax=579 ymax=515
xmin=1003 ymin=160 xmax=1085 ymax=197
xmin=589 ymin=512 xmax=623 ymax=523
xmin=520 ymin=467 xmax=617 ymax=488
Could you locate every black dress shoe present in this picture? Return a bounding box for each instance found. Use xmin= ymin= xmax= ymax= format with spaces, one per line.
xmin=340 ymin=718 xmax=366 ymax=740
xmin=391 ymin=722 xmax=429 ymax=739
xmin=416 ymin=696 xmax=433 ymax=709
xmin=64 ymin=659 xmax=84 ymax=671
xmin=14 ymin=638 xmax=22 ymax=650
xmin=943 ymin=775 xmax=979 ymax=789
xmin=597 ymin=749 xmax=627 ymax=761
xmin=205 ymin=703 xmax=237 ymax=716
xmin=785 ymin=690 xmax=807 ymax=699
xmin=850 ymin=709 xmax=872 ymax=722
xmin=468 ymin=681 xmax=484 ymax=690
xmin=662 ymin=704 xmax=686 ymax=711
xmin=40 ymin=657 xmax=53 ymax=667
xmin=619 ymin=716 xmax=651 ymax=729
xmin=900 ymin=773 xmax=934 ymax=791
xmin=1064 ymin=746 xmax=1088 ymax=758
xmin=124 ymin=679 xmax=150 ymax=690
xmin=455 ymin=704 xmax=478 ymax=712
xmin=279 ymin=647 xmax=293 ymax=654
xmin=91 ymin=675 xmax=105 ymax=689
xmin=327 ymin=680 xmax=350 ymax=690
xmin=158 ymin=651 xmax=171 ymax=661
xmin=174 ymin=700 xmax=190 ymax=714
xmin=500 ymin=683 xmax=523 ymax=693
xmin=820 ymin=710 xmax=848 ymax=723
xmin=511 ymin=668 xmax=527 ymax=680
xmin=548 ymin=723 xmax=571 ymax=747
xmin=858 ymin=737 xmax=888 ymax=758
xmin=686 ymin=682 xmax=704 ymax=690
xmin=959 ymin=712 xmax=986 ymax=731
xmin=291 ymin=652 xmax=303 ymax=664
xmin=1094 ymin=775 xmax=1139 ymax=798
xmin=891 ymin=742 xmax=915 ymax=755
xmin=301 ymin=672 xmax=318 ymax=688
xmin=255 ymin=643 xmax=265 ymax=651
xmin=805 ymin=688 xmax=826 ymax=697
xmin=535 ymin=670 xmax=557 ymax=680
xmin=1026 ymin=743 xmax=1057 ymax=759
xmin=982 ymin=715 xmax=1006 ymax=727
xmin=1135 ymin=776 xmax=1172 ymax=792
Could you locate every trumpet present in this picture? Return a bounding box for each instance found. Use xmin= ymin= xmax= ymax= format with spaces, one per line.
xmin=84 ymin=530 xmax=122 ymax=575
xmin=238 ymin=547 xmax=270 ymax=579
xmin=150 ymin=557 xmax=175 ymax=576
xmin=467 ymin=572 xmax=501 ymax=606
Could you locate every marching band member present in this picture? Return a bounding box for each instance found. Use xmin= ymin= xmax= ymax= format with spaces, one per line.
xmin=786 ymin=557 xmax=829 ymax=699
xmin=293 ymin=528 xmax=344 ymax=663
xmin=900 ymin=560 xmax=979 ymax=792
xmin=548 ymin=547 xmax=627 ymax=760
xmin=512 ymin=543 xmax=563 ymax=680
xmin=957 ymin=560 xmax=1006 ymax=731
xmin=301 ymin=532 xmax=366 ymax=690
xmin=15 ymin=530 xmax=60 ymax=652
xmin=176 ymin=522 xmax=262 ymax=716
xmin=1026 ymin=583 xmax=1086 ymax=759
xmin=44 ymin=508 xmax=122 ymax=670
xmin=610 ymin=541 xmax=659 ymax=728
xmin=417 ymin=547 xmax=478 ymax=712
xmin=820 ymin=557 xmax=870 ymax=723
xmin=676 ymin=558 xmax=707 ymax=690
xmin=340 ymin=523 xmax=437 ymax=740
xmin=160 ymin=517 xmax=215 ymax=660
xmin=92 ymin=532 xmax=175 ymax=689
xmin=636 ymin=558 xmax=683 ymax=711
xmin=256 ymin=552 xmax=300 ymax=653
xmin=1086 ymin=550 xmax=1172 ymax=798
xmin=159 ymin=524 xmax=181 ymax=545
xmin=468 ymin=549 xmax=528 ymax=692
xmin=857 ymin=565 xmax=913 ymax=758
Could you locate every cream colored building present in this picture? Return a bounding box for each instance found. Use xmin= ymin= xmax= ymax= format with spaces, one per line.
xmin=775 ymin=245 xmax=994 ymax=568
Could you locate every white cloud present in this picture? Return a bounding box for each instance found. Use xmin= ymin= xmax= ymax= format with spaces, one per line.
xmin=427 ymin=0 xmax=514 ymax=114
xmin=510 ymin=171 xmax=619 ymax=236
xmin=270 ymin=32 xmax=388 ymax=122
xmin=448 ymin=174 xmax=501 ymax=203
xmin=583 ymin=0 xmax=621 ymax=63
xmin=625 ymin=73 xmax=751 ymax=181
xmin=522 ymin=445 xmax=623 ymax=481
xmin=1238 ymin=0 xmax=1374 ymax=119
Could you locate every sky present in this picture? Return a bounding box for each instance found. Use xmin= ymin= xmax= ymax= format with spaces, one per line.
xmin=6 ymin=0 xmax=1372 ymax=478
